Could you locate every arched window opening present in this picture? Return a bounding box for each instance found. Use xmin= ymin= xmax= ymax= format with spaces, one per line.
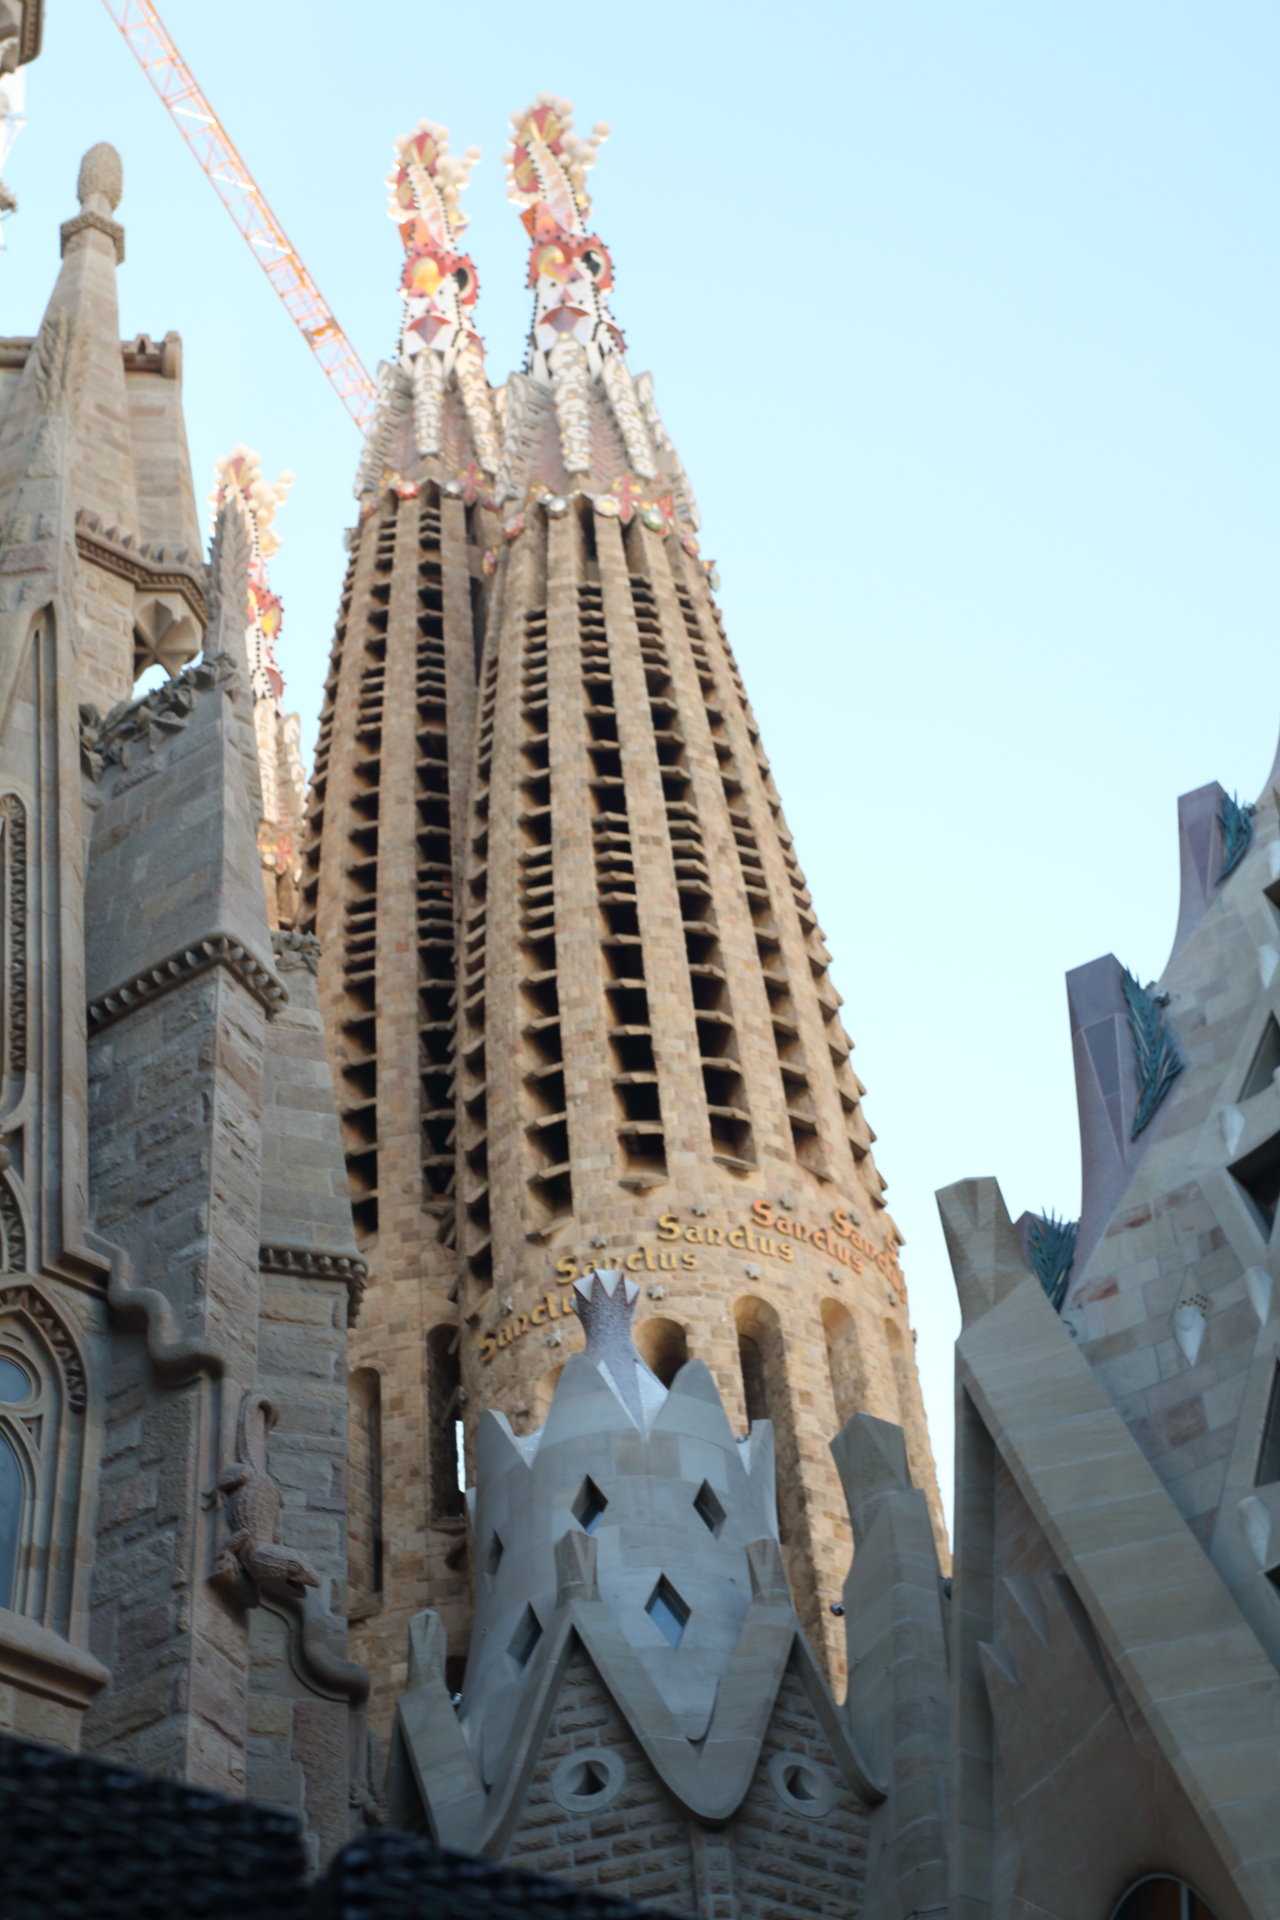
xmin=0 ymin=1293 xmax=81 ymax=1634
xmin=821 ymin=1299 xmax=867 ymax=1430
xmin=734 ymin=1297 xmax=794 ymax=1545
xmin=427 ymin=1324 xmax=465 ymax=1519
xmin=348 ymin=1368 xmax=383 ymax=1605
xmin=634 ymin=1316 xmax=688 ymax=1387
xmin=738 ymin=1333 xmax=768 ymax=1425
xmin=0 ymin=1427 xmax=23 ymax=1608
xmin=1110 ymin=1877 xmax=1219 ymax=1920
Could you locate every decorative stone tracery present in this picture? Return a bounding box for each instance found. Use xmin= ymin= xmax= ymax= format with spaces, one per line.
xmin=0 ymin=794 xmax=26 ymax=1077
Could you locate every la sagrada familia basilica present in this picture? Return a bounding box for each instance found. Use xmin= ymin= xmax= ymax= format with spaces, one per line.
xmin=1 ymin=2 xmax=1279 ymax=1913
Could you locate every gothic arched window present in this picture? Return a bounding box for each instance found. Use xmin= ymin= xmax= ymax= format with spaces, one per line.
xmin=0 ymin=1425 xmax=24 ymax=1607
xmin=1111 ymin=1876 xmax=1220 ymax=1920
xmin=0 ymin=1285 xmax=88 ymax=1634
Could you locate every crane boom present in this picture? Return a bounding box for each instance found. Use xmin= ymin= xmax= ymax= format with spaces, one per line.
xmin=100 ymin=0 xmax=376 ymax=433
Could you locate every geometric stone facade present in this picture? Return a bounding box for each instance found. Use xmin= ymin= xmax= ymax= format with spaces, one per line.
xmin=299 ymin=100 xmax=946 ymax=1752
xmin=16 ymin=64 xmax=1276 ymax=1920
xmin=385 ymin=1269 xmax=891 ymax=1916
xmin=938 ymin=748 xmax=1280 ymax=1917
xmin=0 ymin=141 xmax=369 ymax=1872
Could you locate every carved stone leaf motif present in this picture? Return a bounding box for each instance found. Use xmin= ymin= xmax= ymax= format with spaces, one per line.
xmin=411 ymin=350 xmax=444 ymax=458
xmin=0 ymin=795 xmax=26 ymax=1076
xmin=355 ymin=363 xmax=410 ymax=500
xmin=548 ymin=337 xmax=591 ymax=477
xmin=634 ymin=369 xmax=700 ymax=530
xmin=204 ymin=492 xmax=253 ymax=657
xmin=453 ymin=341 xmax=501 ymax=476
xmin=0 ymin=1175 xmax=25 ymax=1274
xmin=495 ymin=371 xmax=551 ymax=502
xmin=81 ymin=650 xmax=237 ymax=779
xmin=1121 ymin=967 xmax=1183 ymax=1139
xmin=270 ymin=929 xmax=321 ymax=975
xmin=601 ymin=355 xmax=657 ymax=481
xmin=1216 ymin=790 xmax=1255 ymax=883
xmin=25 ymin=311 xmax=85 ymax=484
xmin=0 ymin=1284 xmax=85 ymax=1407
xmin=31 ymin=310 xmax=84 ymax=414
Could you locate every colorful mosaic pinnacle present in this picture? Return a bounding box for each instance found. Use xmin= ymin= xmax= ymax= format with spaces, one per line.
xmin=387 ymin=120 xmax=500 ymax=473
xmin=210 ymin=446 xmax=292 ymax=703
xmin=504 ymin=96 xmax=620 ymax=380
xmin=501 ymin=95 xmax=667 ymax=484
xmin=209 ymin=447 xmax=308 ymax=923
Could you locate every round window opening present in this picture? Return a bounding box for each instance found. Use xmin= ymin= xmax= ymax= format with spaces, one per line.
xmin=0 ymin=1357 xmax=30 ymax=1405
xmin=550 ymin=1746 xmax=625 ymax=1814
xmin=767 ymin=1750 xmax=836 ymax=1818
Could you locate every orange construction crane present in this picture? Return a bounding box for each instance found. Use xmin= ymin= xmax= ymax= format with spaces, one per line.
xmin=101 ymin=0 xmax=376 ymax=433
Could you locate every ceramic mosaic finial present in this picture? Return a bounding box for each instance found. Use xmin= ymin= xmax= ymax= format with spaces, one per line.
xmin=500 ymin=94 xmax=667 ymax=488
xmin=503 ymin=97 xmax=623 ymax=388
xmin=384 ymin=120 xmax=500 ymax=473
xmin=209 ymin=447 xmax=291 ymax=704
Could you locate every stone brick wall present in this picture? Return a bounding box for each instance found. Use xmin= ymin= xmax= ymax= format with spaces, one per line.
xmin=83 ymin=967 xmax=263 ymax=1792
xmin=733 ymin=1661 xmax=869 ymax=1920
xmin=505 ymin=1642 xmax=697 ymax=1912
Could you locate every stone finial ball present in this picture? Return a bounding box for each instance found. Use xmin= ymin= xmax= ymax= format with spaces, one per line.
xmin=77 ymin=142 xmax=123 ymax=211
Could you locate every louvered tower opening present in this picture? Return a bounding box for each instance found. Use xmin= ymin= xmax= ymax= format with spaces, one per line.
xmin=630 ymin=571 xmax=755 ymax=1171
xmin=519 ymin=609 xmax=572 ymax=1219
xmin=299 ymin=551 xmax=354 ymax=931
xmin=415 ymin=492 xmax=458 ymax=1215
xmin=460 ymin=646 xmax=499 ymax=1290
xmin=696 ymin=581 xmax=876 ymax=1185
xmin=337 ymin=506 xmax=396 ymax=1241
xmin=581 ymin=581 xmax=666 ymax=1179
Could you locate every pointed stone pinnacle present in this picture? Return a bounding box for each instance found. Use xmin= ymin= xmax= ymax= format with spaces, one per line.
xmin=573 ymin=1268 xmax=666 ymax=1433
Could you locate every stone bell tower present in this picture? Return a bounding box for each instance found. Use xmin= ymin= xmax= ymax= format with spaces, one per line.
xmin=301 ymin=99 xmax=946 ymax=1739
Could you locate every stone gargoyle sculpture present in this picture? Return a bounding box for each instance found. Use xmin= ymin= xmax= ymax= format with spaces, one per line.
xmin=208 ymin=1388 xmax=321 ymax=1602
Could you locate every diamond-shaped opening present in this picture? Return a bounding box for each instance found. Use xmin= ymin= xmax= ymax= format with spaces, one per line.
xmin=1242 ymin=1016 xmax=1280 ymax=1100
xmin=693 ymin=1480 xmax=725 ymax=1536
xmin=573 ymin=1476 xmax=608 ymax=1534
xmin=1257 ymin=1363 xmax=1280 ymax=1487
xmin=646 ymin=1576 xmax=689 ymax=1647
xmin=508 ymin=1604 xmax=542 ymax=1669
xmin=1229 ymin=1130 xmax=1280 ymax=1236
xmin=568 ymin=1758 xmax=610 ymax=1798
xmin=486 ymin=1530 xmax=504 ymax=1578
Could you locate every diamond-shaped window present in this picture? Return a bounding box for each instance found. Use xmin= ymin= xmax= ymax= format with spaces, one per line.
xmin=508 ymin=1605 xmax=542 ymax=1669
xmin=646 ymin=1576 xmax=690 ymax=1647
xmin=1229 ymin=1130 xmax=1280 ymax=1237
xmin=1242 ymin=1016 xmax=1280 ymax=1100
xmin=693 ymin=1480 xmax=725 ymax=1536
xmin=574 ymin=1476 xmax=608 ymax=1534
xmin=486 ymin=1531 xmax=504 ymax=1578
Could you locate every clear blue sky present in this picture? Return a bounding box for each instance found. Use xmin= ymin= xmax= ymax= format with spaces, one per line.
xmin=6 ymin=1 xmax=1278 ymax=1528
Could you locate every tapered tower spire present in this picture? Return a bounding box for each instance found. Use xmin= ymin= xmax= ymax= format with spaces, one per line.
xmin=210 ymin=448 xmax=307 ymax=928
xmin=308 ymin=99 xmax=946 ymax=1748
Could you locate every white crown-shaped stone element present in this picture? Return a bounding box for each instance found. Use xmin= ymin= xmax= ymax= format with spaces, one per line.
xmin=573 ymin=1268 xmax=667 ymax=1435
xmin=449 ymin=1331 xmax=793 ymax=1822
